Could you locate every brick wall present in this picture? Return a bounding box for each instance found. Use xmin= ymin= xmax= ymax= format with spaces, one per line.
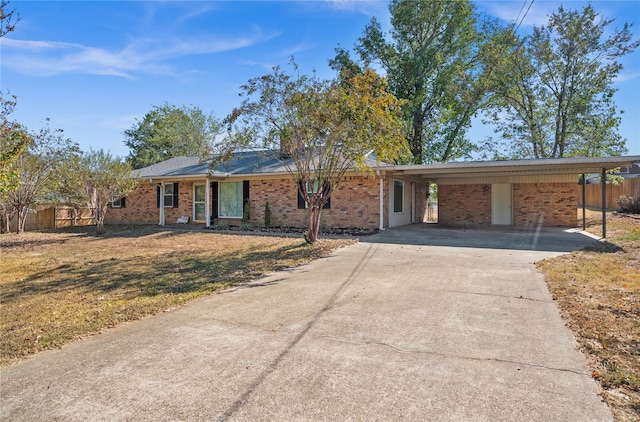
xmin=438 ymin=182 xmax=577 ymax=227
xmin=249 ymin=175 xmax=382 ymax=229
xmin=106 ymin=177 xmax=384 ymax=229
xmin=105 ymin=181 xmax=194 ymax=224
xmin=513 ymin=183 xmax=577 ymax=227
xmin=439 ymin=184 xmax=492 ymax=226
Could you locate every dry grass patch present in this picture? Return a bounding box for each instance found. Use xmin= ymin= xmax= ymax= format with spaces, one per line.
xmin=538 ymin=213 xmax=640 ymax=421
xmin=1 ymin=225 xmax=355 ymax=366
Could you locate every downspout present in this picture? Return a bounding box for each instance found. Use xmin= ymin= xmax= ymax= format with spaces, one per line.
xmin=159 ymin=182 xmax=165 ymax=226
xmin=581 ymin=173 xmax=586 ymax=231
xmin=205 ymin=177 xmax=211 ymax=228
xmin=601 ymin=168 xmax=606 ymax=238
xmin=378 ymin=170 xmax=385 ymax=231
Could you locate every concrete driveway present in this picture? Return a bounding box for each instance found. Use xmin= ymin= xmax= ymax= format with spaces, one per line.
xmin=1 ymin=227 xmax=611 ymax=421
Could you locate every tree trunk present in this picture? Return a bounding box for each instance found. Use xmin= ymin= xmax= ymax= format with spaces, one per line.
xmin=96 ymin=203 xmax=106 ymax=236
xmin=306 ymin=204 xmax=323 ymax=244
xmin=16 ymin=206 xmax=28 ymax=234
xmin=0 ymin=212 xmax=10 ymax=234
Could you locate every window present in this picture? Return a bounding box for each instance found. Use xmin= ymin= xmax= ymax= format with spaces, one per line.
xmin=164 ymin=183 xmax=174 ymax=208
xmin=393 ymin=180 xmax=404 ymax=213
xmin=219 ymin=181 xmax=243 ymax=218
xmin=110 ymin=197 xmax=123 ymax=208
xmin=297 ymin=180 xmax=330 ymax=209
xmin=156 ymin=183 xmax=178 ymax=208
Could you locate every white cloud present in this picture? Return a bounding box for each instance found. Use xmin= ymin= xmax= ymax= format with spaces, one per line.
xmin=478 ymin=0 xmax=553 ymax=28
xmin=614 ymin=71 xmax=640 ymax=84
xmin=1 ymin=29 xmax=278 ymax=78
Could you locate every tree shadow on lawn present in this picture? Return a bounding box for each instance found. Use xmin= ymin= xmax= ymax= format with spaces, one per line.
xmin=1 ymin=242 xmax=312 ymax=305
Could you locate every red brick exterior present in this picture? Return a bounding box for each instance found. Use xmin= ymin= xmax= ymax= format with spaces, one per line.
xmin=438 ymin=182 xmax=577 ymax=227
xmin=106 ymin=176 xmax=386 ymax=229
xmin=106 ymin=181 xmax=194 ymax=224
xmin=438 ymin=184 xmax=492 ymax=226
xmin=512 ymin=183 xmax=577 ymax=227
xmin=248 ymin=175 xmax=382 ymax=229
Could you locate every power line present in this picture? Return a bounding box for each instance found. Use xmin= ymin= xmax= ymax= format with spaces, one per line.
xmin=514 ymin=0 xmax=535 ymax=34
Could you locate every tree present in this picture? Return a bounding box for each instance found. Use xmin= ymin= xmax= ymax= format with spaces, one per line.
xmin=352 ymin=0 xmax=484 ymax=163
xmin=124 ymin=103 xmax=222 ymax=169
xmin=1 ymin=94 xmax=31 ymax=197
xmin=225 ymin=63 xmax=408 ymax=243
xmin=7 ymin=120 xmax=79 ymax=234
xmin=0 ymin=95 xmax=31 ymax=233
xmin=59 ymin=149 xmax=138 ymax=236
xmin=1 ymin=0 xmax=20 ymax=37
xmin=483 ymin=5 xmax=639 ymax=159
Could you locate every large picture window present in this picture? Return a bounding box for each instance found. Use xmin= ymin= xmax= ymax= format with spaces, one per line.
xmin=219 ymin=181 xmax=243 ymax=218
xmin=393 ymin=180 xmax=404 ymax=213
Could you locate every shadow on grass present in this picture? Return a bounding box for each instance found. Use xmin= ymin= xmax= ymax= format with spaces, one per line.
xmin=1 ymin=241 xmax=313 ymax=305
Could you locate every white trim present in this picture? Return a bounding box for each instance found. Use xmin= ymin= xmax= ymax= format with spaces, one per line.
xmin=205 ymin=178 xmax=211 ymax=227
xmin=378 ymin=174 xmax=384 ymax=230
xmin=159 ymin=182 xmax=165 ymax=226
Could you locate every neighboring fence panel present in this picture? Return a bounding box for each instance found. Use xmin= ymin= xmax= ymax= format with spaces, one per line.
xmin=577 ymin=178 xmax=640 ymax=210
xmin=7 ymin=206 xmax=95 ymax=233
xmin=54 ymin=207 xmax=95 ymax=228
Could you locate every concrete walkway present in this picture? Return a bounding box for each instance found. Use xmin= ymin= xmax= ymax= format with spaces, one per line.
xmin=1 ymin=227 xmax=611 ymax=421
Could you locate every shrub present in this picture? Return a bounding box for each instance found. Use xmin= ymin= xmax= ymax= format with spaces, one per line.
xmin=242 ymin=201 xmax=250 ymax=224
xmin=617 ymin=195 xmax=640 ymax=214
xmin=264 ymin=201 xmax=271 ymax=227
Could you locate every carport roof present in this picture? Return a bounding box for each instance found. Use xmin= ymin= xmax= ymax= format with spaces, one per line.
xmin=378 ymin=155 xmax=640 ymax=179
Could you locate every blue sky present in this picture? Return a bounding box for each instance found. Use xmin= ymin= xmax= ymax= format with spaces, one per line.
xmin=2 ymin=0 xmax=639 ymax=159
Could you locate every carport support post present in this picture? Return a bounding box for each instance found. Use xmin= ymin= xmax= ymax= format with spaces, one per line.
xmin=601 ymin=168 xmax=606 ymax=238
xmin=378 ymin=172 xmax=385 ymax=231
xmin=159 ymin=182 xmax=165 ymax=226
xmin=582 ymin=173 xmax=586 ymax=231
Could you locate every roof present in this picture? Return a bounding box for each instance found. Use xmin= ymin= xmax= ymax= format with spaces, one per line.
xmin=378 ymin=156 xmax=640 ymax=180
xmin=134 ymin=152 xmax=640 ymax=181
xmin=133 ymin=150 xmax=388 ymax=180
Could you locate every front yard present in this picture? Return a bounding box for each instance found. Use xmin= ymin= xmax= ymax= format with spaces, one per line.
xmin=538 ymin=212 xmax=640 ymax=421
xmin=0 ymin=225 xmax=354 ymax=367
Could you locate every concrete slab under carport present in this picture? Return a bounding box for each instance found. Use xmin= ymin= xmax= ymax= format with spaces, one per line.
xmin=367 ymin=223 xmax=601 ymax=252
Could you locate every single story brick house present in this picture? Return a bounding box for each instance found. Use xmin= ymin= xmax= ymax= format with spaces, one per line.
xmin=105 ymin=152 xmax=640 ymax=230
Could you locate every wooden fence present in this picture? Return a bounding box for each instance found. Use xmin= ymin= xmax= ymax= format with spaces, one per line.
xmin=577 ymin=178 xmax=640 ymax=210
xmin=7 ymin=206 xmax=95 ymax=232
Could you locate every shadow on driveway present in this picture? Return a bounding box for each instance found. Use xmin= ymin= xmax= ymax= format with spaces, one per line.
xmin=364 ymin=223 xmax=601 ymax=253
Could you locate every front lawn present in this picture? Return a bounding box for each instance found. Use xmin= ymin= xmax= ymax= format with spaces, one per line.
xmin=0 ymin=225 xmax=354 ymax=366
xmin=538 ymin=213 xmax=640 ymax=421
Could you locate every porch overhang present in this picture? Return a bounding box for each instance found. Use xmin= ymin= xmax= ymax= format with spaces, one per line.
xmin=375 ymin=156 xmax=640 ymax=180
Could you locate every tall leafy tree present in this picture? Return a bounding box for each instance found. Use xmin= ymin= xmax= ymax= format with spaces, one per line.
xmin=484 ymin=5 xmax=639 ymax=159
xmin=225 ymin=62 xmax=408 ymax=243
xmin=58 ymin=149 xmax=138 ymax=236
xmin=7 ymin=120 xmax=79 ymax=234
xmin=353 ymin=0 xmax=484 ymax=163
xmin=124 ymin=103 xmax=222 ymax=169
xmin=0 ymin=95 xmax=31 ymax=233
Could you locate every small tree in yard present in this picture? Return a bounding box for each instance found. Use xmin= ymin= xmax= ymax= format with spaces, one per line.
xmin=224 ymin=62 xmax=409 ymax=243
xmin=7 ymin=120 xmax=79 ymax=234
xmin=59 ymin=149 xmax=138 ymax=236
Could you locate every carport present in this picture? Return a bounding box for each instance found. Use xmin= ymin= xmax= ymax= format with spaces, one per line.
xmin=377 ymin=155 xmax=640 ymax=238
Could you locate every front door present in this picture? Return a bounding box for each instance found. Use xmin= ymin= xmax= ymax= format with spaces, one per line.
xmin=193 ymin=184 xmax=206 ymax=222
xmin=492 ymin=183 xmax=512 ymax=225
